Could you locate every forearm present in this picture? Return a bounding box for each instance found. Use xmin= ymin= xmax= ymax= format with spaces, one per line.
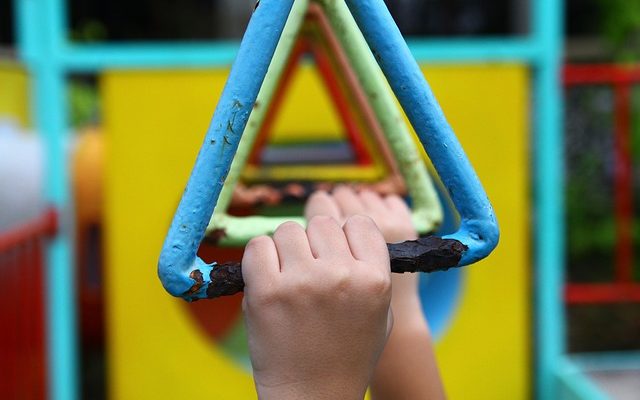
xmin=255 ymin=374 xmax=368 ymax=400
xmin=370 ymin=307 xmax=446 ymax=400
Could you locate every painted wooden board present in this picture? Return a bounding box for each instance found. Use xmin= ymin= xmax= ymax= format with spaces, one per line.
xmin=103 ymin=63 xmax=529 ymax=399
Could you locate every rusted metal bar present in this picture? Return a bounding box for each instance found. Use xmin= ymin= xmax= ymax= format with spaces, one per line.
xmin=197 ymin=237 xmax=467 ymax=299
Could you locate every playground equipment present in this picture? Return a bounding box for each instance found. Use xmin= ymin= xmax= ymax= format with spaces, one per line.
xmin=201 ymin=1 xmax=443 ymax=250
xmin=158 ymin=0 xmax=499 ymax=301
xmin=10 ymin=0 xmax=562 ymax=399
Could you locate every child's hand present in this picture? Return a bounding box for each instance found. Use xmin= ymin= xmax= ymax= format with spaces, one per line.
xmin=305 ymin=187 xmax=422 ymax=324
xmin=242 ymin=216 xmax=393 ymax=400
xmin=305 ymin=187 xmax=446 ymax=399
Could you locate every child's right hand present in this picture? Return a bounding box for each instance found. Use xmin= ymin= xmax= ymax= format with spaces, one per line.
xmin=242 ymin=216 xmax=393 ymax=400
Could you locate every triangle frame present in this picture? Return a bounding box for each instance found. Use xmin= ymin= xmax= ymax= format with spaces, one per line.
xmin=206 ymin=0 xmax=441 ymax=248
xmin=241 ymin=20 xmax=394 ymax=182
xmin=159 ymin=0 xmax=498 ymax=301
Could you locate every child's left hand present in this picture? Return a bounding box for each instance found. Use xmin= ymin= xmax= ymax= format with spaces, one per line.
xmin=305 ymin=186 xmax=422 ymax=323
xmin=305 ymin=186 xmax=446 ymax=400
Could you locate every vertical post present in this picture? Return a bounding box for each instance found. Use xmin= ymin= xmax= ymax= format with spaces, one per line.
xmin=16 ymin=0 xmax=78 ymax=399
xmin=613 ymin=80 xmax=633 ymax=283
xmin=533 ymin=0 xmax=565 ymax=398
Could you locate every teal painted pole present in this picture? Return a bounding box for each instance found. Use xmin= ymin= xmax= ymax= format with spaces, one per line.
xmin=16 ymin=0 xmax=78 ymax=399
xmin=33 ymin=39 xmax=541 ymax=72
xmin=533 ymin=0 xmax=565 ymax=398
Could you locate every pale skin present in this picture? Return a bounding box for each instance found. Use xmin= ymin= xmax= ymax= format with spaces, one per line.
xmin=305 ymin=186 xmax=446 ymax=400
xmin=241 ymin=186 xmax=445 ymax=399
xmin=242 ymin=215 xmax=393 ymax=400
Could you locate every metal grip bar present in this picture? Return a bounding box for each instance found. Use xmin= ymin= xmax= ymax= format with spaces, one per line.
xmin=194 ymin=237 xmax=467 ymax=299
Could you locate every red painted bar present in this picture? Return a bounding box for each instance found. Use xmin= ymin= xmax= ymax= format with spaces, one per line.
xmin=248 ymin=40 xmax=306 ymax=166
xmin=312 ymin=40 xmax=373 ymax=165
xmin=613 ymin=83 xmax=634 ymax=283
xmin=564 ymin=64 xmax=640 ymax=86
xmin=0 ymin=209 xmax=57 ymax=399
xmin=566 ymin=283 xmax=640 ymax=304
xmin=0 ymin=209 xmax=57 ymax=252
xmin=248 ymin=11 xmax=379 ymax=167
xmin=564 ymin=64 xmax=640 ymax=303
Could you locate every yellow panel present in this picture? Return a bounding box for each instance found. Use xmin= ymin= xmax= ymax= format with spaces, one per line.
xmin=270 ymin=63 xmax=344 ymax=143
xmin=103 ymin=70 xmax=255 ymax=400
xmin=104 ymin=64 xmax=530 ymax=399
xmin=0 ymin=62 xmax=30 ymax=126
xmin=422 ymin=64 xmax=531 ymax=400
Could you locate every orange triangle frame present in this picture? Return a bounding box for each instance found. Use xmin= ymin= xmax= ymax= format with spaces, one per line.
xmin=242 ymin=4 xmax=401 ymax=182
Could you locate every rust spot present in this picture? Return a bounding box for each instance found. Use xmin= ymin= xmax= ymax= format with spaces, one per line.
xmin=185 ymin=269 xmax=205 ymax=295
xmin=207 ymin=262 xmax=244 ymax=298
xmin=203 ymin=228 xmax=227 ymax=245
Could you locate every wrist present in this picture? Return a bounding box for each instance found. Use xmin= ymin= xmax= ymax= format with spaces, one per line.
xmin=388 ymin=305 xmax=429 ymax=335
xmin=255 ymin=377 xmax=366 ymax=400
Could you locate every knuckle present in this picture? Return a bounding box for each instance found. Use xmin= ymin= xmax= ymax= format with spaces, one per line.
xmin=359 ymin=189 xmax=377 ymax=200
xmin=346 ymin=214 xmax=375 ymax=228
xmin=278 ymin=220 xmax=304 ymax=232
xmin=285 ymin=276 xmax=316 ymax=297
xmin=250 ymin=285 xmax=284 ymax=307
xmin=364 ymin=271 xmax=391 ymax=296
xmin=245 ymin=235 xmax=272 ymax=254
xmin=328 ymin=266 xmax=352 ymax=290
xmin=308 ymin=190 xmax=330 ymax=202
xmin=274 ymin=221 xmax=304 ymax=240
xmin=308 ymin=215 xmax=337 ymax=228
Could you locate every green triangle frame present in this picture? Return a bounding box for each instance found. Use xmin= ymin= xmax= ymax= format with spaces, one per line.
xmin=205 ymin=0 xmax=442 ymax=247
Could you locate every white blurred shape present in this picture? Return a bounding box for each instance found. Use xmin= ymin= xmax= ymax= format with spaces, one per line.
xmin=0 ymin=119 xmax=45 ymax=232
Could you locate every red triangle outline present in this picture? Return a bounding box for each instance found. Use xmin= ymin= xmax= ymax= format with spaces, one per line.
xmin=246 ymin=5 xmax=399 ymax=178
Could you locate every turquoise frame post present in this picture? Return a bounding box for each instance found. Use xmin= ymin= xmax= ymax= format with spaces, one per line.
xmin=16 ymin=1 xmax=78 ymax=400
xmin=533 ymin=0 xmax=565 ymax=398
xmin=13 ymin=0 xmax=563 ymax=398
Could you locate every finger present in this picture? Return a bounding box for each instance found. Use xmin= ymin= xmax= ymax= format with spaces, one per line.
xmin=304 ymin=191 xmax=342 ymax=222
xmin=342 ymin=215 xmax=389 ymax=264
xmin=333 ymin=185 xmax=365 ymax=218
xmin=272 ymin=221 xmax=314 ymax=271
xmin=306 ymin=215 xmax=351 ymax=259
xmin=359 ymin=190 xmax=388 ymax=215
xmin=242 ymin=235 xmax=280 ymax=292
xmin=385 ymin=195 xmax=413 ymax=220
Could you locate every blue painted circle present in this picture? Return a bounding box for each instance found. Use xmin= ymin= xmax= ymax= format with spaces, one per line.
xmin=419 ymin=268 xmax=464 ymax=340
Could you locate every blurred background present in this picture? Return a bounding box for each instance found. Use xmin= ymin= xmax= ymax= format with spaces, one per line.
xmin=1 ymin=0 xmax=639 ymax=399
